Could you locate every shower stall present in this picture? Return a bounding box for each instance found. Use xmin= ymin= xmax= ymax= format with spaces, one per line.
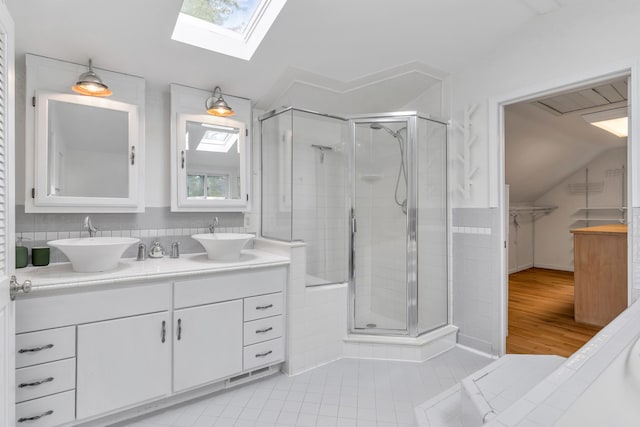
xmin=261 ymin=109 xmax=448 ymax=337
xmin=260 ymin=108 xmax=349 ymax=286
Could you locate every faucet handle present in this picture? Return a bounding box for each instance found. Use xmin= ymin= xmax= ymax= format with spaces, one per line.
xmin=136 ymin=243 xmax=147 ymax=261
xmin=170 ymin=241 xmax=180 ymax=258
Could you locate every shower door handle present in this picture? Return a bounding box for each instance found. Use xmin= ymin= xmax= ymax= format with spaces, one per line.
xmin=349 ymin=208 xmax=356 ymax=280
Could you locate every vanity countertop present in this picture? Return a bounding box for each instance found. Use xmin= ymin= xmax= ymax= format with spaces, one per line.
xmin=14 ymin=249 xmax=290 ymax=292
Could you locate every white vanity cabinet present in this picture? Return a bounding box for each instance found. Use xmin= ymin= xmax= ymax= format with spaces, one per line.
xmin=76 ymin=311 xmax=172 ymax=419
xmin=173 ymin=300 xmax=243 ymax=392
xmin=173 ymin=266 xmax=287 ymax=392
xmin=14 ymin=261 xmax=288 ymax=427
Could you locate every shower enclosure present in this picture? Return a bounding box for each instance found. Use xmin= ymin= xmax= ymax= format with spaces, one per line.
xmin=350 ymin=113 xmax=448 ymax=336
xmin=260 ymin=108 xmax=349 ymax=286
xmin=261 ymin=109 xmax=448 ymax=337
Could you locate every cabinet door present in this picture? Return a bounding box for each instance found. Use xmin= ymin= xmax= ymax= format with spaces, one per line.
xmin=76 ymin=311 xmax=171 ymax=419
xmin=174 ymin=300 xmax=243 ymax=392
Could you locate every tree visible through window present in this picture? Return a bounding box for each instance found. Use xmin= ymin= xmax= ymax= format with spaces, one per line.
xmin=181 ymin=0 xmax=261 ymax=33
xmin=188 ymin=173 xmax=230 ymax=199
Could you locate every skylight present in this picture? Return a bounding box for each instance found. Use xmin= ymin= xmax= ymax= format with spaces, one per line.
xmin=172 ymin=0 xmax=288 ymax=60
xmin=198 ymin=128 xmax=239 ymax=153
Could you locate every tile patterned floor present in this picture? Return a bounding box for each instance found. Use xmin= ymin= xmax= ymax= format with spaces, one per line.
xmin=115 ymin=347 xmax=492 ymax=427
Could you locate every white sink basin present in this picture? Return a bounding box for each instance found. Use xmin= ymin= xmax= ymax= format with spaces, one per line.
xmin=48 ymin=237 xmax=140 ymax=272
xmin=192 ymin=233 xmax=254 ymax=261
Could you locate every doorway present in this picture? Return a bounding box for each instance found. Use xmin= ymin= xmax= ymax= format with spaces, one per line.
xmin=502 ymin=74 xmax=630 ymax=356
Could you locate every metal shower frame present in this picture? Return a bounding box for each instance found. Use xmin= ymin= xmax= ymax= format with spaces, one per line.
xmin=348 ymin=111 xmax=449 ymax=337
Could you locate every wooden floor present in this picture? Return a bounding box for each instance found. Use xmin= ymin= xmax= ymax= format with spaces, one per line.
xmin=507 ymin=268 xmax=601 ymax=357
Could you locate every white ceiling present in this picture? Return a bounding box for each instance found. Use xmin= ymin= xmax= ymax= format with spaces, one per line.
xmin=6 ymin=0 xmax=590 ymax=111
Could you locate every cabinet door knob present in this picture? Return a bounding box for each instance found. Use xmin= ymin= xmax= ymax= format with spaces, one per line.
xmin=10 ymin=275 xmax=32 ymax=300
xmin=177 ymin=318 xmax=182 ymax=341
xmin=18 ymin=377 xmax=54 ymax=388
xmin=18 ymin=410 xmax=54 ymax=422
xmin=256 ymin=304 xmax=273 ymax=310
xmin=161 ymin=320 xmax=166 ymax=343
xmin=18 ymin=344 xmax=54 ymax=354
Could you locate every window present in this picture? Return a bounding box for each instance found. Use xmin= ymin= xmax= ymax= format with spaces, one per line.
xmin=172 ymin=0 xmax=288 ymax=60
xmin=187 ymin=173 xmax=232 ymax=199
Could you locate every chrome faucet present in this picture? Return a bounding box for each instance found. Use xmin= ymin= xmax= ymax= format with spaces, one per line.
xmin=83 ymin=216 xmax=98 ymax=238
xmin=209 ymin=217 xmax=219 ymax=233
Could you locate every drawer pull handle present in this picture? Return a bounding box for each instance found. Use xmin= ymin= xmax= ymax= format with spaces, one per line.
xmin=256 ymin=327 xmax=273 ymax=334
xmin=177 ymin=318 xmax=182 ymax=341
xmin=161 ymin=320 xmax=166 ymax=343
xmin=19 ymin=377 xmax=54 ymax=388
xmin=18 ymin=344 xmax=54 ymax=353
xmin=18 ymin=410 xmax=54 ymax=422
xmin=256 ymin=350 xmax=273 ymax=358
xmin=256 ymin=304 xmax=273 ymax=310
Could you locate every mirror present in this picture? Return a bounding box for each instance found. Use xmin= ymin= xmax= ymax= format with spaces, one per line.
xmin=47 ymin=99 xmax=129 ymax=198
xmin=30 ymin=90 xmax=141 ymax=212
xmin=175 ymin=113 xmax=247 ymax=211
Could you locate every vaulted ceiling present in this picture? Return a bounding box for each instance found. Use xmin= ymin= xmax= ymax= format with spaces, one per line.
xmin=506 ymin=78 xmax=628 ymax=203
xmin=6 ymin=0 xmax=591 ymax=112
xmin=9 ymin=0 xmax=614 ymax=201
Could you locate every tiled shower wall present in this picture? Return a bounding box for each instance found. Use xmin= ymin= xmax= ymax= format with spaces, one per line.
xmin=452 ymin=207 xmax=501 ymax=355
xmin=291 ymin=112 xmax=348 ymax=284
xmin=15 ymin=206 xmax=247 ymax=264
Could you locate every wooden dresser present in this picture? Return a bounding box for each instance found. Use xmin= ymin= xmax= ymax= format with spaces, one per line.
xmin=571 ymin=224 xmax=627 ymax=327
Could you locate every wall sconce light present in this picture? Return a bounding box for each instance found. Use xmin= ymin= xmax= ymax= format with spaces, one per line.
xmin=71 ymin=59 xmax=112 ymax=97
xmin=205 ymin=86 xmax=235 ymax=117
xmin=582 ymin=107 xmax=628 ymax=137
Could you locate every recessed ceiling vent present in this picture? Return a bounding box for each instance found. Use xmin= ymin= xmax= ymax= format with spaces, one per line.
xmin=533 ymin=79 xmax=628 ymax=115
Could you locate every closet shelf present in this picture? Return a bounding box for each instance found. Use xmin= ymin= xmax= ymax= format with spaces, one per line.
xmin=575 ymin=207 xmax=627 ymax=211
xmin=572 ymin=218 xmax=626 ymax=224
xmin=509 ymin=206 xmax=557 ymax=215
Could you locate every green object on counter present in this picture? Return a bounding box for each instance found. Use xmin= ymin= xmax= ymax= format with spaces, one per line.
xmin=16 ymin=237 xmax=28 ymax=268
xmin=32 ymin=246 xmax=50 ymax=266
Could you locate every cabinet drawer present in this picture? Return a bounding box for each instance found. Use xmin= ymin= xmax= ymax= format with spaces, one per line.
xmin=174 ymin=266 xmax=286 ymax=309
xmin=243 ymin=315 xmax=283 ymax=346
xmin=16 ymin=390 xmax=75 ymax=427
xmin=16 ymin=326 xmax=75 ymax=368
xmin=16 ymin=358 xmax=76 ymax=403
xmin=243 ymin=337 xmax=284 ymax=371
xmin=243 ymin=293 xmax=283 ymax=321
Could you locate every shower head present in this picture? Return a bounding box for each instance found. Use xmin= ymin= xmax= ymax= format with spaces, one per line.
xmin=369 ymin=123 xmax=405 ymax=138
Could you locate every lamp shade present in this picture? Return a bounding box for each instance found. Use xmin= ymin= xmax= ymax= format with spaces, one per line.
xmin=72 ymin=59 xmax=112 ymax=97
xmin=205 ymin=86 xmax=234 ymax=116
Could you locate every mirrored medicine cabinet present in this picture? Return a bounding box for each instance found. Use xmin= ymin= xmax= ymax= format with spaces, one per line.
xmin=170 ymin=84 xmax=252 ymax=212
xmin=25 ymin=54 xmax=146 ymax=213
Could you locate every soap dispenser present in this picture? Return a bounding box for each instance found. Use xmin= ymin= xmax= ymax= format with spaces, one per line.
xmin=16 ymin=237 xmax=28 ymax=268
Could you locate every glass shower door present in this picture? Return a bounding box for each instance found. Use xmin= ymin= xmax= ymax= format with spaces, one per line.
xmin=352 ymin=120 xmax=409 ymax=333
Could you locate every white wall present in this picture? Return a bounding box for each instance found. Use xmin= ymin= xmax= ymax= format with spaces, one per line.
xmin=508 ymin=208 xmax=535 ymax=273
xmin=450 ymin=0 xmax=640 ymax=208
xmin=534 ymin=147 xmax=627 ymax=270
xmin=449 ymin=0 xmax=640 ymax=354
